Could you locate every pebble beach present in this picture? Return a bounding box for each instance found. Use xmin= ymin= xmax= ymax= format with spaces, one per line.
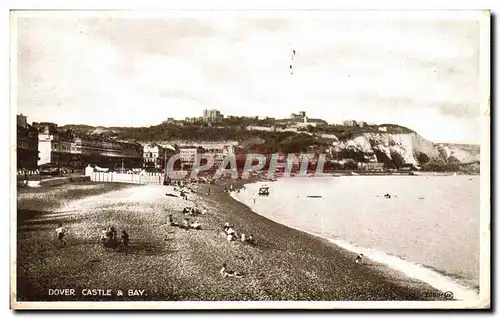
xmin=15 ymin=181 xmax=445 ymax=302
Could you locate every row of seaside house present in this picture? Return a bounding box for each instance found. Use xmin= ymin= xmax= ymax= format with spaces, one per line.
xmin=17 ymin=114 xmax=389 ymax=174
xmin=17 ymin=115 xmax=144 ymax=172
xmin=16 ymin=114 xmax=237 ymax=173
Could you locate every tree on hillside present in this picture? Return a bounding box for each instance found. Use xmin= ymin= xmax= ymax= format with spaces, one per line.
xmin=416 ymin=152 xmax=430 ymax=164
xmin=343 ymin=159 xmax=358 ymax=170
xmin=306 ymin=125 xmax=315 ymax=134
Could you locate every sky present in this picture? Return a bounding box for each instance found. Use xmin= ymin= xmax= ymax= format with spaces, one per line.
xmin=15 ymin=12 xmax=485 ymax=144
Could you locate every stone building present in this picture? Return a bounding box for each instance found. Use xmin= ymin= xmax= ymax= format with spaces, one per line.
xmin=34 ymin=122 xmax=143 ymax=170
xmin=16 ymin=114 xmax=39 ymax=170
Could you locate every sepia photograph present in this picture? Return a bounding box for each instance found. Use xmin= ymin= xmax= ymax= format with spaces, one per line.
xmin=10 ymin=9 xmax=490 ymax=310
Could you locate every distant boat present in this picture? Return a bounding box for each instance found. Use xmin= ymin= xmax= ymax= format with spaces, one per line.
xmin=307 ymin=195 xmax=322 ymax=198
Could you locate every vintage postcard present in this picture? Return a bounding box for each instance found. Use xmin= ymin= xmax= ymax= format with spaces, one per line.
xmin=10 ymin=10 xmax=490 ymax=310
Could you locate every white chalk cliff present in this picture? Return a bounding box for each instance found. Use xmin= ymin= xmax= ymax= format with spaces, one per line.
xmin=330 ymin=132 xmax=479 ymax=168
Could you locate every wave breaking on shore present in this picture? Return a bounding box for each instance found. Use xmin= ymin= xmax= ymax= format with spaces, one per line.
xmin=230 ymin=189 xmax=480 ymax=302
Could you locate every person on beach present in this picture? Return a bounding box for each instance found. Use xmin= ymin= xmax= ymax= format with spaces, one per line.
xmin=100 ymin=228 xmax=107 ymax=243
xmin=105 ymin=226 xmax=118 ymax=249
xmin=167 ymin=214 xmax=178 ymax=226
xmin=240 ymin=233 xmax=247 ymax=242
xmin=226 ymin=226 xmax=238 ymax=242
xmin=185 ymin=206 xmax=200 ymax=215
xmin=220 ymin=263 xmax=243 ymax=278
xmin=182 ymin=218 xmax=190 ymax=230
xmin=121 ymin=230 xmax=130 ymax=247
xmin=355 ymin=254 xmax=364 ymax=264
xmin=55 ymin=223 xmax=66 ymax=246
xmin=223 ymin=222 xmax=230 ymax=233
xmin=180 ymin=190 xmax=188 ymax=200
xmin=109 ymin=226 xmax=117 ymax=240
xmin=226 ymin=226 xmax=235 ymax=236
xmin=247 ymin=234 xmax=255 ymax=245
xmin=190 ymin=220 xmax=201 ymax=230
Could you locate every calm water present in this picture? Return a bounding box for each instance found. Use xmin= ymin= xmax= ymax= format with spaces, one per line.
xmin=233 ymin=175 xmax=480 ymax=294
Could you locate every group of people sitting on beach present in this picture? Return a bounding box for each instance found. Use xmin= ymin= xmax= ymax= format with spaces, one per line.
xmin=224 ymin=184 xmax=243 ymax=194
xmin=167 ymin=214 xmax=202 ymax=230
xmin=223 ymin=222 xmax=255 ymax=245
xmin=182 ymin=206 xmax=207 ymax=216
xmin=166 ymin=180 xmax=250 ymax=280
xmin=54 ymin=223 xmax=130 ymax=251
xmin=100 ymin=226 xmax=129 ymax=250
xmin=165 ymin=183 xmax=200 ymax=200
xmin=181 ymin=185 xmax=198 ymax=199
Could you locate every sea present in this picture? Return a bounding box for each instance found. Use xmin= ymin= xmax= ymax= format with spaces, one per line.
xmin=231 ymin=175 xmax=482 ymax=301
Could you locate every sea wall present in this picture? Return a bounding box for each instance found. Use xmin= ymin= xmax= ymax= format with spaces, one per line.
xmin=21 ymin=176 xmax=91 ymax=188
xmin=41 ymin=176 xmax=91 ymax=187
xmin=88 ymin=172 xmax=163 ymax=184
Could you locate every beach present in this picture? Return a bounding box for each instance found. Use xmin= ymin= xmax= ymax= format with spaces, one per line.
xmin=16 ymin=180 xmax=446 ymax=302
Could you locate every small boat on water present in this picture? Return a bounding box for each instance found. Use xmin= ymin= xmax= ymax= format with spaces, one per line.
xmin=258 ymin=185 xmax=270 ymax=196
xmin=307 ymin=195 xmax=322 ymax=198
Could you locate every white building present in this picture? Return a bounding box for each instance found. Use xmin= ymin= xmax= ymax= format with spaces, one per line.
xmin=246 ymin=125 xmax=276 ymax=132
xmin=320 ymin=133 xmax=339 ymax=141
xmin=276 ymin=127 xmax=298 ymax=133
xmin=37 ymin=126 xmax=72 ymax=166
xmin=358 ymin=162 xmax=385 ymax=171
xmin=177 ymin=142 xmax=235 ymax=165
xmin=202 ymin=109 xmax=223 ymax=123
xmin=143 ymin=144 xmax=165 ymax=168
xmin=290 ymin=111 xmax=306 ymax=119
xmin=294 ymin=116 xmax=317 ymax=128
xmin=179 ymin=147 xmax=198 ymax=163
xmin=343 ymin=120 xmax=357 ymax=126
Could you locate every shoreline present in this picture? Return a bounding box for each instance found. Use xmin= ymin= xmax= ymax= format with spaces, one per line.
xmin=226 ymin=177 xmax=480 ymax=301
xmin=16 ymin=180 xmax=452 ymax=302
xmin=210 ymin=178 xmax=447 ymax=301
